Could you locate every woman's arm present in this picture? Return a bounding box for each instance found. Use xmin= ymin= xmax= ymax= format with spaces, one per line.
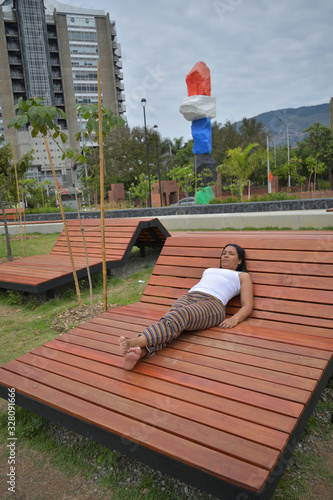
xmin=219 ymin=273 xmax=253 ymax=328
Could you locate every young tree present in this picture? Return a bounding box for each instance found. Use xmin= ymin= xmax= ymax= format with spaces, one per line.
xmin=297 ymin=123 xmax=333 ymax=189
xmin=8 ymin=97 xmax=124 ymax=310
xmin=217 ymin=143 xmax=259 ymax=200
xmin=0 ymin=135 xmax=33 ymax=260
xmin=272 ymin=156 xmax=306 ymax=191
xmin=305 ymin=156 xmax=326 ymax=197
xmin=168 ymin=163 xmax=195 ymax=201
xmin=129 ymin=173 xmax=156 ymax=207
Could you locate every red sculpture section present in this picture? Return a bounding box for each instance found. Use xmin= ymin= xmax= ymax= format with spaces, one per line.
xmin=185 ymin=61 xmax=211 ymax=97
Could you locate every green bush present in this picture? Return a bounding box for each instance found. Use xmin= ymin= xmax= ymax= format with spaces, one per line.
xmin=246 ymin=192 xmax=297 ymax=202
xmin=25 ymin=206 xmax=73 ymax=214
xmin=317 ymin=179 xmax=331 ymax=190
xmin=209 ymin=196 xmax=241 ymax=204
xmin=210 ymin=192 xmax=298 ymax=204
xmin=209 ymin=197 xmax=223 ymax=204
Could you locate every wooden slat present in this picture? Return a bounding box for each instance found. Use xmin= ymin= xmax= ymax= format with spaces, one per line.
xmin=26 ymin=348 xmax=288 ymax=449
xmin=0 ymin=368 xmax=270 ymax=491
xmin=36 ymin=341 xmax=298 ymax=433
xmin=0 ymin=218 xmax=169 ymax=292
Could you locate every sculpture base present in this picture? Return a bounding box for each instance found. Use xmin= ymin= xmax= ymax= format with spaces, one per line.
xmin=193 ymin=153 xmax=217 ymax=183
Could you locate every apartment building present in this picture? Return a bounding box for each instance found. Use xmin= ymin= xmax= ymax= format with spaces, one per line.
xmin=0 ymin=0 xmax=125 ymax=187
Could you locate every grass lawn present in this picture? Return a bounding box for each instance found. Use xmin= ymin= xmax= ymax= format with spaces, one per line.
xmin=0 ymin=232 xmax=332 ymax=499
xmin=0 ymin=232 xmax=60 ymax=260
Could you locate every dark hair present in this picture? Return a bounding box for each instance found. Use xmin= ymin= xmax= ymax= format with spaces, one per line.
xmin=221 ymin=243 xmax=247 ymax=272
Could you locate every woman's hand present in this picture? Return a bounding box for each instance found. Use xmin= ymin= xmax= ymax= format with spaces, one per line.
xmin=219 ymin=317 xmax=239 ymax=329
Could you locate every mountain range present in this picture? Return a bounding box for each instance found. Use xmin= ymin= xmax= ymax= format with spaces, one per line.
xmin=239 ymin=102 xmax=330 ymax=147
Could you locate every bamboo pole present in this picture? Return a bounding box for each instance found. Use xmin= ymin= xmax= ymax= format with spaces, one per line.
xmin=70 ymin=166 xmax=94 ymax=317
xmin=44 ymin=136 xmax=82 ymax=305
xmin=97 ymin=60 xmax=107 ymax=312
xmin=10 ymin=131 xmax=25 ymax=256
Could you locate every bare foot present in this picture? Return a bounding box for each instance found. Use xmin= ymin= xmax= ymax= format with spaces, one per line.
xmin=123 ymin=347 xmax=141 ymax=370
xmin=119 ymin=336 xmax=128 ymax=356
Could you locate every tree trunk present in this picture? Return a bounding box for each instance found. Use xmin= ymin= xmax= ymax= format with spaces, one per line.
xmin=0 ymin=190 xmax=12 ymax=261
xmin=328 ymin=166 xmax=333 ymax=190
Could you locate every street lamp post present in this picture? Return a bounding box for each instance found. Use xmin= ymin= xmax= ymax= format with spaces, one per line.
xmin=279 ymin=118 xmax=292 ymax=192
xmin=141 ymin=98 xmax=151 ymax=207
xmin=153 ymin=125 xmax=163 ymax=207
xmin=266 ymin=133 xmax=271 ymax=194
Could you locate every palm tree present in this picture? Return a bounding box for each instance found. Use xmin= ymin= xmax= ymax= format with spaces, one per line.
xmin=218 ymin=143 xmax=259 ymax=200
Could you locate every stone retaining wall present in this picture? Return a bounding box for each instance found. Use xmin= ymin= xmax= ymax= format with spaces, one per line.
xmin=16 ymin=197 xmax=333 ymax=222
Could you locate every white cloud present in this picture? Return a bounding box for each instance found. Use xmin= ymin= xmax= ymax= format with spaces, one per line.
xmin=64 ymin=0 xmax=333 ymax=140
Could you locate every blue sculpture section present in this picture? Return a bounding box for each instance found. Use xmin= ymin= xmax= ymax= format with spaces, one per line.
xmin=191 ymin=117 xmax=212 ymax=155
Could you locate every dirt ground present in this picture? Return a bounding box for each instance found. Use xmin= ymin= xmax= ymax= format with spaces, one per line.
xmin=0 ymin=438 xmax=103 ymax=500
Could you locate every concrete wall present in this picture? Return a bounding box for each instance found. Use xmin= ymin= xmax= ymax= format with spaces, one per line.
xmin=5 ymin=196 xmax=332 ymax=223
xmin=2 ymin=204 xmax=333 ymax=236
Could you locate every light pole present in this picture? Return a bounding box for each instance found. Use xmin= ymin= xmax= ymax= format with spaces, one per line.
xmin=279 ymin=118 xmax=292 ymax=192
xmin=141 ymin=98 xmax=151 ymax=207
xmin=153 ymin=125 xmax=163 ymax=207
xmin=266 ymin=133 xmax=271 ymax=194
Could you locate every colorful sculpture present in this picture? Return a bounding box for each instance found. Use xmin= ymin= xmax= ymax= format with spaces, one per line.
xmin=179 ymin=61 xmax=217 ymax=183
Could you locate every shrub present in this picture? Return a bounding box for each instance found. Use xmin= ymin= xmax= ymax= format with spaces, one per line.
xmin=25 ymin=206 xmax=73 ymax=214
xmin=209 ymin=197 xmax=223 ymax=204
xmin=245 ymin=192 xmax=297 ymax=202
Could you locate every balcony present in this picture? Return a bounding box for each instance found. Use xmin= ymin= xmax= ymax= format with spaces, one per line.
xmin=115 ymin=70 xmax=124 ymax=79
xmin=8 ymin=57 xmax=22 ymax=65
xmin=7 ymin=43 xmax=20 ymax=51
xmin=5 ymin=30 xmax=18 ymax=37
xmin=10 ymin=71 xmax=24 ymax=79
xmin=12 ymin=84 xmax=25 ymax=92
xmin=116 ymin=80 xmax=124 ymax=91
xmin=49 ymin=44 xmax=59 ymax=53
xmin=110 ymin=21 xmax=117 ymax=36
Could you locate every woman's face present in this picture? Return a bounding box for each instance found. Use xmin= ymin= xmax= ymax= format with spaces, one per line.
xmin=220 ymin=245 xmax=242 ymax=271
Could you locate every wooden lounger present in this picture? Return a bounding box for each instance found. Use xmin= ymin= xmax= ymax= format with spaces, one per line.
xmin=0 ymin=217 xmax=170 ymax=294
xmin=0 ymin=231 xmax=332 ymax=499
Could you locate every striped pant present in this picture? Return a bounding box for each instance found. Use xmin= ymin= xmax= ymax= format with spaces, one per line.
xmin=140 ymin=292 xmax=225 ymax=355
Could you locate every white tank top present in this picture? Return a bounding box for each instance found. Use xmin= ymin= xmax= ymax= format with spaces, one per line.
xmin=189 ymin=268 xmax=241 ymax=306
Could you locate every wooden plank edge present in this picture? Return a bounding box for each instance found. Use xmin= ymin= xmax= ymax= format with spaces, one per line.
xmin=0 ymin=384 xmax=270 ymax=498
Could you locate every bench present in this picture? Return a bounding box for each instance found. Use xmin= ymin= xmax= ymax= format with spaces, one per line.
xmin=0 ymin=231 xmax=332 ymax=499
xmin=0 ymin=217 xmax=170 ymax=294
xmin=0 ymin=207 xmax=24 ymax=222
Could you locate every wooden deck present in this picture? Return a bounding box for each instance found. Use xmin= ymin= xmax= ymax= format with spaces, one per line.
xmin=0 ymin=231 xmax=332 ymax=499
xmin=0 ymin=217 xmax=170 ymax=294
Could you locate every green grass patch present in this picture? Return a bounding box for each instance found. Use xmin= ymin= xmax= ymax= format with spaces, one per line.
xmin=0 ymin=267 xmax=151 ymax=364
xmin=275 ymin=447 xmax=333 ymax=499
xmin=0 ymin=232 xmax=60 ymax=260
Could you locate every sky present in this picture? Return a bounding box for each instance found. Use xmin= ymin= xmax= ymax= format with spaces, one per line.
xmin=64 ymin=0 xmax=333 ymax=142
